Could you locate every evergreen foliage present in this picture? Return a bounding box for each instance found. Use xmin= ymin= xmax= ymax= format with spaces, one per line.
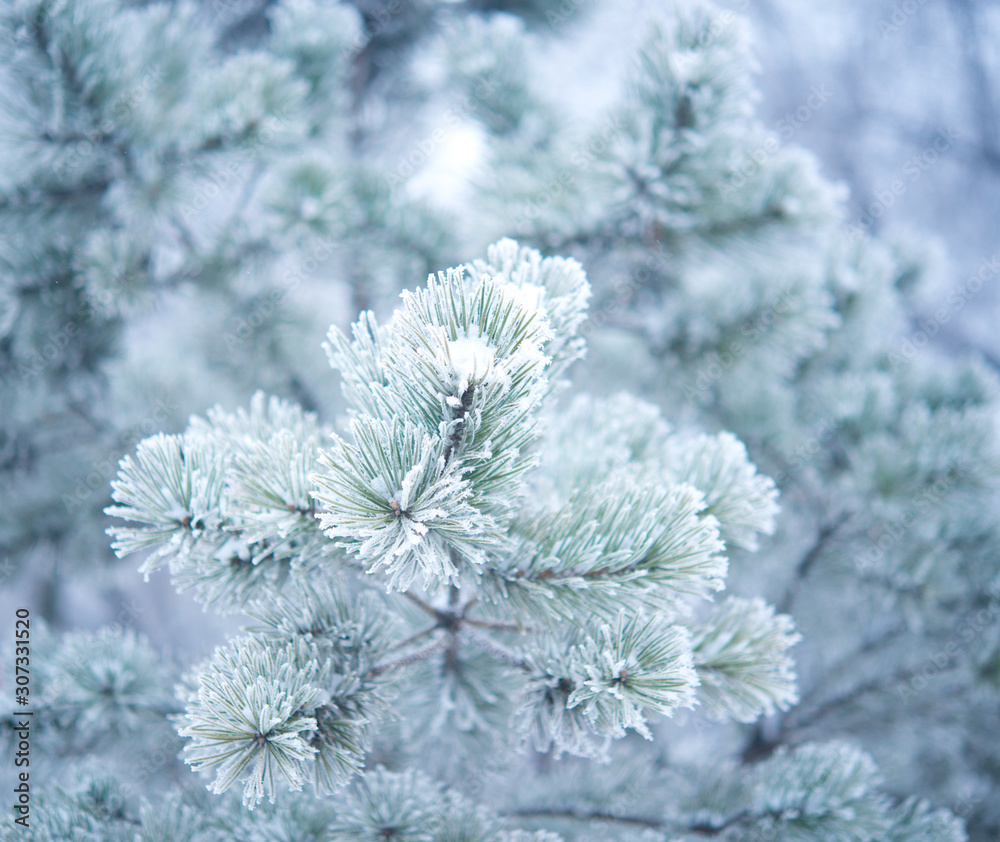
xmin=103 ymin=241 xmax=800 ymax=807
xmin=2 ymin=0 xmax=995 ymax=839
xmin=0 ymin=0 xmax=451 ymax=600
xmin=444 ymin=0 xmax=1000 ymax=835
xmin=11 ymin=239 xmax=965 ymax=840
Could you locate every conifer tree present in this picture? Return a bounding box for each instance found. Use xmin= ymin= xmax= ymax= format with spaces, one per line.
xmin=8 ymin=241 xmax=967 ymax=840
xmin=441 ymin=2 xmax=1000 ymax=836
xmin=0 ymin=0 xmax=452 ymax=615
xmin=2 ymin=0 xmax=994 ymax=839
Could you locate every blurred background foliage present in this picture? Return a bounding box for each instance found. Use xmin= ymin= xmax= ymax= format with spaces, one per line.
xmin=1 ymin=0 xmax=998 ymax=838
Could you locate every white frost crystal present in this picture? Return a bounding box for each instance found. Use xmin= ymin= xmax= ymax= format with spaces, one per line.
xmin=447 ymin=334 xmax=497 ymax=391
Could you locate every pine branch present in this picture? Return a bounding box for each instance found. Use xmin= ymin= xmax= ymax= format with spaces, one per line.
xmin=463 ymin=616 xmax=533 ymax=633
xmin=368 ymin=636 xmax=449 ymax=677
xmin=506 ymin=806 xmax=755 ymax=837
xmin=776 ymin=511 xmax=852 ymax=614
xmin=382 ymin=624 xmax=441 ymax=656
xmin=461 ymin=626 xmax=532 ymax=672
xmin=507 ymin=807 xmax=666 ymax=831
xmin=783 ymin=658 xmax=950 ymax=736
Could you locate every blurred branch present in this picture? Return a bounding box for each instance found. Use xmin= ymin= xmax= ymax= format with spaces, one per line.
xmin=948 ymin=0 xmax=1000 ymax=168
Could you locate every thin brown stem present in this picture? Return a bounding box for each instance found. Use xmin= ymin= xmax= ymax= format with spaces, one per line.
xmin=400 ymin=589 xmax=441 ymax=618
xmin=462 ymin=616 xmax=534 ymax=633
xmin=776 ymin=511 xmax=851 ymax=614
xmin=506 ymin=807 xmax=749 ymax=837
xmin=382 ymin=625 xmax=440 ymax=655
xmin=461 ymin=627 xmax=532 ymax=672
xmin=508 ymin=807 xmax=665 ymax=830
xmin=369 ymin=637 xmax=447 ymax=677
